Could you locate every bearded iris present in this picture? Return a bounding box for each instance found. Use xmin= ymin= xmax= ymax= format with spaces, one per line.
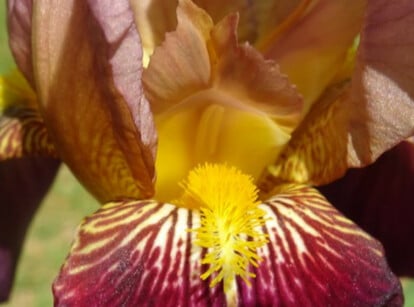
xmin=1 ymin=0 xmax=414 ymax=305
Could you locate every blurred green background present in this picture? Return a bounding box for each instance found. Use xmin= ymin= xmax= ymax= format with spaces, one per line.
xmin=1 ymin=3 xmax=414 ymax=307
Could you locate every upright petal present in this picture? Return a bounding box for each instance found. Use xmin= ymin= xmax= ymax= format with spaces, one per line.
xmin=143 ymin=0 xmax=303 ymax=200
xmin=129 ymin=0 xmax=178 ymax=66
xmin=130 ymin=0 xmax=304 ymax=58
xmin=347 ymin=0 xmax=414 ymax=166
xmin=32 ymin=0 xmax=157 ymax=202
xmin=319 ymin=141 xmax=414 ymax=277
xmin=260 ymin=0 xmax=414 ymax=188
xmin=6 ymin=0 xmax=34 ymax=85
xmin=262 ymin=0 xmax=365 ymax=109
xmin=0 ymin=157 xmax=59 ymax=302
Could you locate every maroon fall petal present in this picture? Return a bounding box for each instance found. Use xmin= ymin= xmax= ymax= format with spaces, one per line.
xmin=53 ymin=186 xmax=402 ymax=306
xmin=0 ymin=157 xmax=59 ymax=302
xmin=319 ymin=140 xmax=414 ymax=277
xmin=53 ymin=201 xmax=227 ymax=307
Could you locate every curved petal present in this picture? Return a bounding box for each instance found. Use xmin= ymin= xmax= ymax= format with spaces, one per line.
xmin=32 ymin=0 xmax=157 ymax=202
xmin=259 ymin=0 xmax=414 ymax=188
xmin=253 ymin=185 xmax=401 ymax=306
xmin=129 ymin=0 xmax=178 ymax=66
xmin=346 ymin=0 xmax=414 ymax=166
xmin=262 ymin=0 xmax=365 ymax=108
xmin=0 ymin=71 xmax=56 ymax=160
xmin=319 ymin=140 xmax=414 ymax=277
xmin=258 ymin=85 xmax=350 ymax=190
xmin=6 ymin=0 xmax=34 ymax=85
xmin=53 ymin=186 xmax=401 ymax=306
xmin=130 ymin=0 xmax=303 ymax=61
xmin=53 ymin=201 xmax=226 ymax=306
xmin=0 ymin=157 xmax=59 ymax=302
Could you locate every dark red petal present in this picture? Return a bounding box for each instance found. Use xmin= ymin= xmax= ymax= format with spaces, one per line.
xmin=0 ymin=157 xmax=59 ymax=302
xmin=53 ymin=201 xmax=226 ymax=306
xmin=54 ymin=186 xmax=402 ymax=306
xmin=319 ymin=140 xmax=414 ymax=277
xmin=239 ymin=185 xmax=402 ymax=306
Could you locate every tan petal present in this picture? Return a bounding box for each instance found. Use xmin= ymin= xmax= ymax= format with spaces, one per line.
xmin=259 ymin=0 xmax=414 ymax=189
xmin=144 ymin=1 xmax=302 ymax=123
xmin=129 ymin=0 xmax=302 ymax=64
xmin=6 ymin=0 xmax=34 ymax=85
xmin=193 ymin=0 xmax=258 ymax=43
xmin=247 ymin=0 xmax=303 ymax=45
xmin=347 ymin=0 xmax=414 ymax=166
xmin=258 ymin=84 xmax=350 ymax=190
xmin=129 ymin=0 xmax=178 ymax=66
xmin=143 ymin=1 xmax=303 ymax=200
xmin=262 ymin=0 xmax=365 ymax=109
xmin=32 ymin=0 xmax=156 ymax=202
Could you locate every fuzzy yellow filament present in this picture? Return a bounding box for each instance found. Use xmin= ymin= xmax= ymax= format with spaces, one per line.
xmin=177 ymin=163 xmax=268 ymax=293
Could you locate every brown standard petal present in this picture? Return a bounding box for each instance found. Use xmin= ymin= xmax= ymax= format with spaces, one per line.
xmin=32 ymin=0 xmax=157 ymax=202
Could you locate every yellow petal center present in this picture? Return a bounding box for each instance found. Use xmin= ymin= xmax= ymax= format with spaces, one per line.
xmin=176 ymin=163 xmax=268 ymax=292
xmin=154 ymin=98 xmax=292 ymax=202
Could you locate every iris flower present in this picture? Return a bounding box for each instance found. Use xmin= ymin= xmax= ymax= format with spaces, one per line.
xmin=1 ymin=0 xmax=414 ymax=305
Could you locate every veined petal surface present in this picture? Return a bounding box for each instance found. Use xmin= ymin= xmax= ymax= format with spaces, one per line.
xmin=53 ymin=201 xmax=227 ymax=306
xmin=0 ymin=71 xmax=56 ymax=160
xmin=253 ymin=185 xmax=401 ymax=306
xmin=260 ymin=0 xmax=414 ymax=187
xmin=258 ymin=85 xmax=349 ymax=189
xmin=53 ymin=186 xmax=401 ymax=306
xmin=263 ymin=0 xmax=365 ymax=108
xmin=32 ymin=0 xmax=157 ymax=202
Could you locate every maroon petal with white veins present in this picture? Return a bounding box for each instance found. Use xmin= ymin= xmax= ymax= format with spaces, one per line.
xmin=53 ymin=186 xmax=402 ymax=306
xmin=247 ymin=185 xmax=403 ymax=306
xmin=53 ymin=201 xmax=226 ymax=306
